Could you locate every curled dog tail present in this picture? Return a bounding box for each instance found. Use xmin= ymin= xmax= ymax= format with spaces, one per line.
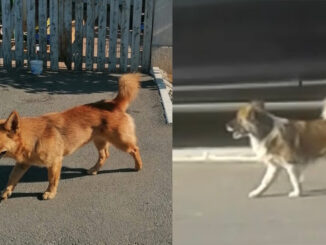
xmin=114 ymin=73 xmax=140 ymax=111
xmin=321 ymin=98 xmax=326 ymax=119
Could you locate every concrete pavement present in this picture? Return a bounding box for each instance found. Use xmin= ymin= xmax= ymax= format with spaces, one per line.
xmin=174 ymin=161 xmax=326 ymax=245
xmin=0 ymin=70 xmax=172 ymax=245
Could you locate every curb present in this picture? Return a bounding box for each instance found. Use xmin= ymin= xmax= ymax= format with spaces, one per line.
xmin=173 ymin=147 xmax=258 ymax=163
xmin=174 ymin=100 xmax=325 ymax=113
xmin=151 ymin=67 xmax=173 ymax=124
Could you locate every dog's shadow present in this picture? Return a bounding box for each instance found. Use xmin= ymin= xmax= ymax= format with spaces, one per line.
xmin=0 ymin=165 xmax=136 ymax=200
xmin=254 ymin=189 xmax=326 ymax=199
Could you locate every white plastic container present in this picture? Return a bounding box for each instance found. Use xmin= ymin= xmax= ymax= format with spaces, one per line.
xmin=30 ymin=60 xmax=43 ymax=75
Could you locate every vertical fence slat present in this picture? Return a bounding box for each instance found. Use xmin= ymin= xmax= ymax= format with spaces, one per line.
xmin=74 ymin=0 xmax=84 ymax=71
xmin=108 ymin=0 xmax=119 ymax=72
xmin=97 ymin=0 xmax=107 ymax=72
xmin=142 ymin=0 xmax=154 ymax=73
xmin=2 ymin=0 xmax=12 ymax=70
xmin=131 ymin=0 xmax=142 ymax=72
xmin=64 ymin=0 xmax=72 ymax=70
xmin=27 ymin=0 xmax=36 ymax=63
xmin=120 ymin=0 xmax=131 ymax=73
xmin=74 ymin=0 xmax=83 ymax=71
xmin=14 ymin=0 xmax=23 ymax=69
xmin=38 ymin=0 xmax=47 ymax=66
xmin=86 ymin=0 xmax=95 ymax=71
xmin=50 ymin=0 xmax=59 ymax=70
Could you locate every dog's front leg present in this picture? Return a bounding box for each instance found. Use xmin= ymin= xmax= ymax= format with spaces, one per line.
xmin=43 ymin=161 xmax=62 ymax=200
xmin=249 ymin=163 xmax=279 ymax=198
xmin=1 ymin=163 xmax=30 ymax=200
xmin=284 ymin=164 xmax=302 ymax=197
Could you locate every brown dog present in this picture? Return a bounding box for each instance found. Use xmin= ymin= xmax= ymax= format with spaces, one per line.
xmin=0 ymin=73 xmax=143 ymax=201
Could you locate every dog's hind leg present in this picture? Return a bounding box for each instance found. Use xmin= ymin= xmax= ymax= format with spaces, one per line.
xmin=87 ymin=140 xmax=110 ymax=175
xmin=1 ymin=163 xmax=30 ymax=200
xmin=128 ymin=145 xmax=143 ymax=171
xmin=249 ymin=163 xmax=279 ymax=198
xmin=43 ymin=161 xmax=62 ymax=200
xmin=110 ymin=138 xmax=143 ymax=171
xmin=284 ymin=164 xmax=302 ymax=198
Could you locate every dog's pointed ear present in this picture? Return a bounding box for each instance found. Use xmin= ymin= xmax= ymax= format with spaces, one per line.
xmin=251 ymin=100 xmax=265 ymax=110
xmin=4 ymin=111 xmax=20 ymax=133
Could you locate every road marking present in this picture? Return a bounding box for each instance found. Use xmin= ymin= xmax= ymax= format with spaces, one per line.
xmin=173 ymin=147 xmax=258 ymax=163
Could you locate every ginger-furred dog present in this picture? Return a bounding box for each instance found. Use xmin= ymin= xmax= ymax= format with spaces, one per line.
xmin=226 ymin=101 xmax=326 ymax=198
xmin=0 ymin=73 xmax=142 ymax=201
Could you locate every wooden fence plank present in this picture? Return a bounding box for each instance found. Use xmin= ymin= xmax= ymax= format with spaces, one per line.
xmin=14 ymin=0 xmax=23 ymax=69
xmin=86 ymin=0 xmax=95 ymax=70
xmin=74 ymin=0 xmax=84 ymax=71
xmin=63 ymin=0 xmax=72 ymax=70
xmin=27 ymin=0 xmax=36 ymax=63
xmin=97 ymin=0 xmax=107 ymax=71
xmin=120 ymin=0 xmax=131 ymax=73
xmin=50 ymin=0 xmax=59 ymax=70
xmin=108 ymin=0 xmax=119 ymax=72
xmin=38 ymin=0 xmax=47 ymax=66
xmin=142 ymin=0 xmax=154 ymax=73
xmin=131 ymin=0 xmax=142 ymax=71
xmin=1 ymin=0 xmax=12 ymax=70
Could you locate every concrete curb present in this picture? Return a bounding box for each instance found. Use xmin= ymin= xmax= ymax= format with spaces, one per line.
xmin=151 ymin=67 xmax=173 ymax=124
xmin=174 ymin=100 xmax=325 ymax=113
xmin=173 ymin=147 xmax=258 ymax=163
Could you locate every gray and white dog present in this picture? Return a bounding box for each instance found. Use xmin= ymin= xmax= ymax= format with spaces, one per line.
xmin=226 ymin=101 xmax=326 ymax=198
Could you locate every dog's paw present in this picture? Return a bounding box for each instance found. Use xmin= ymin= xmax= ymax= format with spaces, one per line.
xmin=248 ymin=190 xmax=262 ymax=198
xmin=87 ymin=168 xmax=98 ymax=175
xmin=42 ymin=191 xmax=56 ymax=200
xmin=288 ymin=191 xmax=301 ymax=198
xmin=1 ymin=189 xmax=12 ymax=200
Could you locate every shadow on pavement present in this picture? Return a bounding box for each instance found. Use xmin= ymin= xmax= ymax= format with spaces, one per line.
xmin=252 ymin=189 xmax=326 ymax=199
xmin=0 ymin=70 xmax=156 ymax=95
xmin=0 ymin=165 xmax=137 ymax=191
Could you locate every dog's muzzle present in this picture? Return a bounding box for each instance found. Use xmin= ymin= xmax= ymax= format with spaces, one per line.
xmin=0 ymin=151 xmax=7 ymax=159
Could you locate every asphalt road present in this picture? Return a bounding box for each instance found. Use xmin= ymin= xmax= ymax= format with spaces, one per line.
xmin=174 ymin=161 xmax=326 ymax=245
xmin=0 ymin=70 xmax=172 ymax=245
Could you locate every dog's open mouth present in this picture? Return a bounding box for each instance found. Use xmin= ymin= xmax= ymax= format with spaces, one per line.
xmin=0 ymin=151 xmax=7 ymax=159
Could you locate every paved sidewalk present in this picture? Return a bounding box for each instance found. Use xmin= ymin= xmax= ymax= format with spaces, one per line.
xmin=0 ymin=70 xmax=172 ymax=245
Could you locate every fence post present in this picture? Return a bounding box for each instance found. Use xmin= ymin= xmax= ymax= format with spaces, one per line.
xmin=142 ymin=0 xmax=154 ymax=73
xmin=108 ymin=0 xmax=119 ymax=72
xmin=38 ymin=0 xmax=48 ymax=67
xmin=97 ymin=0 xmax=108 ymax=72
xmin=74 ymin=0 xmax=84 ymax=71
xmin=86 ymin=0 xmax=95 ymax=71
xmin=14 ymin=0 xmax=23 ymax=69
xmin=50 ymin=0 xmax=59 ymax=71
xmin=1 ymin=0 xmax=12 ymax=70
xmin=27 ymin=0 xmax=36 ymax=64
xmin=120 ymin=0 xmax=131 ymax=73
xmin=131 ymin=0 xmax=143 ymax=72
xmin=63 ymin=0 xmax=72 ymax=70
